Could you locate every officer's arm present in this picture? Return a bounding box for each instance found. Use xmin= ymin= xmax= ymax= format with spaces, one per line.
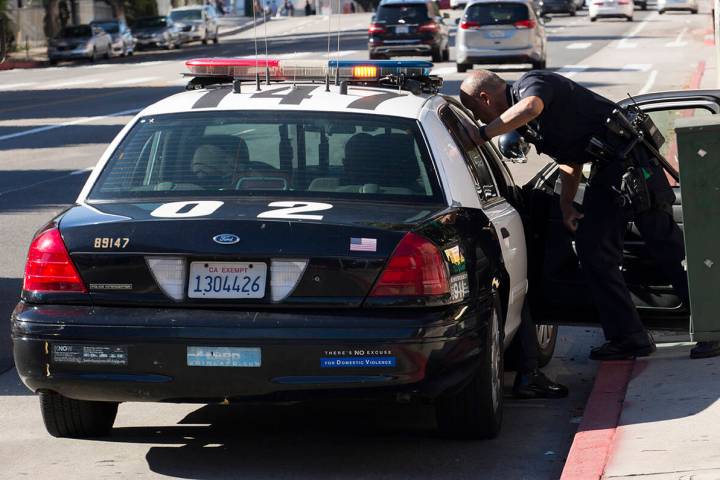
xmin=484 ymin=96 xmax=545 ymax=138
xmin=558 ymin=164 xmax=584 ymax=233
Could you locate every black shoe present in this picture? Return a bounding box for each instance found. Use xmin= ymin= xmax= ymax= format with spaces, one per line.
xmin=512 ymin=369 xmax=569 ymax=399
xmin=690 ymin=341 xmax=720 ymax=359
xmin=589 ymin=334 xmax=656 ymax=361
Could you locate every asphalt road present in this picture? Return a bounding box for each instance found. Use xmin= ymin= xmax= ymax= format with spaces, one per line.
xmin=0 ymin=3 xmax=715 ymax=478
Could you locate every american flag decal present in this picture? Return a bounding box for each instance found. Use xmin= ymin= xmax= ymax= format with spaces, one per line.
xmin=350 ymin=237 xmax=377 ymax=252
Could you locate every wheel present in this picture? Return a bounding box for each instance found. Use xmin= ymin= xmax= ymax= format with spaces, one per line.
xmin=202 ymin=32 xmax=208 ymax=45
xmin=442 ymin=47 xmax=450 ymax=62
xmin=456 ymin=62 xmax=470 ymax=73
xmin=39 ymin=391 xmax=118 ymax=438
xmin=641 ymin=3 xmax=647 ymax=10
xmin=691 ymin=9 xmax=698 ymax=14
xmin=104 ymin=45 xmax=111 ymax=59
xmin=532 ymin=58 xmax=546 ymax=70
xmin=213 ymin=31 xmax=219 ymax=44
xmin=570 ymin=8 xmax=577 ymax=16
xmin=590 ymin=16 xmax=597 ymax=21
xmin=626 ymin=15 xmax=633 ymax=21
xmin=431 ymin=47 xmax=442 ymax=63
xmin=49 ymin=58 xmax=58 ymax=66
xmin=658 ymin=9 xmax=665 ymax=14
xmin=536 ymin=324 xmax=559 ymax=368
xmin=89 ymin=48 xmax=97 ymax=62
xmin=435 ymin=296 xmax=504 ymax=439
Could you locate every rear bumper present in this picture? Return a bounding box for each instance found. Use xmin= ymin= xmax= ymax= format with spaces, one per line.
xmin=47 ymin=49 xmax=91 ymax=60
xmin=539 ymin=4 xmax=574 ymax=13
xmin=456 ymin=44 xmax=541 ymax=65
xmin=12 ymin=302 xmax=485 ymax=403
xmin=369 ymin=40 xmax=435 ymax=56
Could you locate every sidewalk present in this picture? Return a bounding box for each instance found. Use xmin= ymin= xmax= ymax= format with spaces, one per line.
xmin=0 ymin=15 xmax=266 ymax=71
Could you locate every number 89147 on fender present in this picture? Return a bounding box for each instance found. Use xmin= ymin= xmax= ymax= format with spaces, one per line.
xmin=12 ymin=59 xmax=533 ymax=441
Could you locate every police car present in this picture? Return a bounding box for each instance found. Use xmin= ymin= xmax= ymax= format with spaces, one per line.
xmin=14 ymin=58 xmax=540 ymax=440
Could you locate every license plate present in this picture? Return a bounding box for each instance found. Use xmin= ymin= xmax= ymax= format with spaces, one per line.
xmin=187 ymin=346 xmax=261 ymax=367
xmin=188 ymin=262 xmax=267 ymax=299
xmin=487 ymin=30 xmax=507 ymax=38
xmin=395 ymin=25 xmax=409 ymax=34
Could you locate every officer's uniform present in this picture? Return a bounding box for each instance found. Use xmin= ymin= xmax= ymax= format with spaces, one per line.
xmin=510 ymin=71 xmax=688 ymax=346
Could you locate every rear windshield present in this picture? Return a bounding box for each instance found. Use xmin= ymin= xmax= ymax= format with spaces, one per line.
xmin=376 ymin=4 xmax=430 ymax=24
xmin=61 ymin=25 xmax=92 ymax=37
xmin=134 ymin=17 xmax=167 ymax=28
xmin=465 ymin=2 xmax=529 ymax=25
xmin=170 ymin=9 xmax=203 ymax=21
xmin=88 ymin=111 xmax=442 ymax=203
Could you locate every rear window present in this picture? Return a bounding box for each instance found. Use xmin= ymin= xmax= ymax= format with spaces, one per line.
xmin=465 ymin=2 xmax=529 ymax=25
xmin=376 ymin=4 xmax=430 ymax=24
xmin=170 ymin=9 xmax=203 ymax=21
xmin=91 ymin=21 xmax=119 ymax=33
xmin=88 ymin=111 xmax=442 ymax=203
xmin=134 ymin=17 xmax=167 ymax=28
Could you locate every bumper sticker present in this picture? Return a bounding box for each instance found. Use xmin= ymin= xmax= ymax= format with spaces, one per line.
xmin=187 ymin=346 xmax=261 ymax=367
xmin=320 ymin=356 xmax=397 ymax=368
xmin=52 ymin=345 xmax=128 ymax=366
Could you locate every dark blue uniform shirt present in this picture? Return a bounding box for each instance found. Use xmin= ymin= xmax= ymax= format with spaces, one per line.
xmin=509 ymin=71 xmax=617 ymax=166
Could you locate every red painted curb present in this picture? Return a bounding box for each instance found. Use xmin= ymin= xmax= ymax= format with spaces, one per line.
xmin=688 ymin=60 xmax=706 ymax=90
xmin=559 ymin=360 xmax=635 ymax=480
xmin=0 ymin=60 xmax=44 ymax=70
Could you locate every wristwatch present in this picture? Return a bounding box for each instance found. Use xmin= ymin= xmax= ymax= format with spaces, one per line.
xmin=478 ymin=125 xmax=491 ymax=142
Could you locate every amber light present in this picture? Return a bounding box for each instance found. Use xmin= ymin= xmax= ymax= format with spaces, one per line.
xmin=352 ymin=65 xmax=378 ymax=79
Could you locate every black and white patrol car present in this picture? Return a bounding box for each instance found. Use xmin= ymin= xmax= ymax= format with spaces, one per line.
xmin=12 ymin=58 xmax=719 ymax=440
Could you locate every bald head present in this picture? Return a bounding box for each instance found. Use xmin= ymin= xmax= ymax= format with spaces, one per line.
xmin=459 ymin=70 xmax=509 ymax=124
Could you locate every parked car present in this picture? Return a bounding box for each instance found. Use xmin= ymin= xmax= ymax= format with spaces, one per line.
xmin=368 ymin=0 xmax=450 ymax=62
xmin=169 ymin=5 xmax=220 ymax=45
xmin=455 ymin=0 xmax=548 ymax=72
xmin=47 ymin=24 xmax=112 ymax=65
xmin=658 ymin=0 xmax=698 ymax=14
xmin=132 ymin=16 xmax=182 ymax=50
xmin=589 ymin=0 xmax=634 ymax=21
xmin=536 ymin=0 xmax=579 ymax=16
xmin=90 ymin=19 xmax=134 ymax=57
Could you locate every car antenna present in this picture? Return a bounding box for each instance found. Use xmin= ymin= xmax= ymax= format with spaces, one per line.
xmin=335 ymin=0 xmax=341 ymax=86
xmin=326 ymin=0 xmax=332 ymax=92
xmin=253 ymin=0 xmax=261 ymax=91
xmin=263 ymin=5 xmax=270 ymax=86
xmin=627 ymin=92 xmax=641 ymax=109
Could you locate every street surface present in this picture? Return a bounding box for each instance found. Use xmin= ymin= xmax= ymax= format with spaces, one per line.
xmin=0 ymin=2 xmax=715 ymax=478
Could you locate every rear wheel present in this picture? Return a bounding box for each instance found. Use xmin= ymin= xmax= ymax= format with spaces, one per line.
xmin=570 ymin=7 xmax=577 ymax=16
xmin=658 ymin=9 xmax=665 ymax=14
xmin=691 ymin=9 xmax=698 ymax=13
xmin=442 ymin=46 xmax=450 ymax=62
xmin=536 ymin=324 xmax=559 ymax=368
xmin=626 ymin=15 xmax=633 ymax=21
xmin=431 ymin=47 xmax=442 ymax=63
xmin=435 ymin=297 xmax=504 ymax=439
xmin=457 ymin=62 xmax=470 ymax=73
xmin=590 ymin=16 xmax=597 ymax=21
xmin=40 ymin=391 xmax=118 ymax=438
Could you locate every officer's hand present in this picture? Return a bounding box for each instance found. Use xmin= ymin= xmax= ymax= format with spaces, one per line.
xmin=560 ymin=204 xmax=584 ymax=234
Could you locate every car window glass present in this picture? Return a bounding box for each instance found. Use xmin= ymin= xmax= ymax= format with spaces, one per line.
xmin=170 ymin=9 xmax=203 ymax=21
xmin=465 ymin=2 xmax=529 ymax=25
xmin=375 ymin=4 xmax=431 ymax=23
xmin=89 ymin=112 xmax=442 ymax=203
xmin=449 ymin=105 xmax=500 ymax=194
xmin=61 ymin=25 xmax=92 ymax=37
xmin=440 ymin=106 xmax=498 ymax=200
xmin=646 ymin=107 xmax=713 ymax=173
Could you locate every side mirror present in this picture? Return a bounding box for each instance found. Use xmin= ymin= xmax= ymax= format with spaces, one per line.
xmin=454 ymin=17 xmax=460 ymax=25
xmin=498 ymin=131 xmax=530 ymax=163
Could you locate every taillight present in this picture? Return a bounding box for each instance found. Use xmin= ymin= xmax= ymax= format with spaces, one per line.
xmin=459 ymin=20 xmax=481 ymax=29
xmin=514 ymin=19 xmax=537 ymax=29
xmin=370 ymin=233 xmax=450 ymax=297
xmin=618 ymin=0 xmax=629 ymax=3
xmin=368 ymin=23 xmax=386 ymax=34
xmin=23 ymin=227 xmax=87 ymax=293
xmin=418 ymin=21 xmax=439 ymax=33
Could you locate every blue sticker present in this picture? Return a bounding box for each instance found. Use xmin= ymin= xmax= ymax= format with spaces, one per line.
xmin=187 ymin=346 xmax=261 ymax=367
xmin=320 ymin=356 xmax=397 ymax=368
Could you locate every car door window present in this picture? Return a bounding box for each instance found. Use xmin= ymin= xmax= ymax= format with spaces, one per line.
xmin=440 ymin=105 xmax=499 ymax=202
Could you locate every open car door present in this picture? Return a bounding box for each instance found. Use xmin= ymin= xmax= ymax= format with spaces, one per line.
xmin=525 ymin=90 xmax=720 ymax=330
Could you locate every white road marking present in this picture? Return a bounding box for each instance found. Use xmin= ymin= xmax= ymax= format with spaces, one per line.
xmin=71 ymin=167 xmax=94 ymax=175
xmin=638 ymin=70 xmax=658 ymax=94
xmin=622 ymin=63 xmax=652 ymax=72
xmin=0 ymin=108 xmax=140 ymax=142
xmin=557 ymin=65 xmax=589 ymax=78
xmin=0 ymin=82 xmax=37 ymax=91
xmin=45 ymin=78 xmax=101 ymax=89
xmin=431 ymin=66 xmax=457 ymax=76
xmin=566 ymin=42 xmax=592 ymax=49
xmin=109 ymin=76 xmax=160 ymax=86
xmin=666 ymin=27 xmax=688 ymax=47
xmin=616 ymin=13 xmax=656 ymax=49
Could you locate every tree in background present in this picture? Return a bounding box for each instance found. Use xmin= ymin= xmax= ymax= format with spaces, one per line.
xmin=354 ymin=0 xmax=378 ymax=12
xmin=0 ymin=0 xmax=14 ymax=53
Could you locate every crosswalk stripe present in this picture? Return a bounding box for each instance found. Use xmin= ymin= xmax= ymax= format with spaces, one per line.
xmin=566 ymin=42 xmax=592 ymax=49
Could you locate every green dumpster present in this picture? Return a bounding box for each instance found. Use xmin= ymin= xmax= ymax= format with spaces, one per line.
xmin=676 ymin=116 xmax=720 ymax=341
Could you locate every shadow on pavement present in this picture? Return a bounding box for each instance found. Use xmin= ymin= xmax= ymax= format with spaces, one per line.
xmin=0 ymin=170 xmax=89 ymax=213
xmin=0 ymin=125 xmax=123 ymax=150
xmin=0 ymin=277 xmax=22 ymax=374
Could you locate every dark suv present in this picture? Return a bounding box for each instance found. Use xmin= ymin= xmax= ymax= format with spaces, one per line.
xmin=368 ymin=0 xmax=450 ymax=62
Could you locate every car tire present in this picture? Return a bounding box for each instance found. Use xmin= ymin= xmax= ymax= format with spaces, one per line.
xmin=536 ymin=324 xmax=559 ymax=368
xmin=570 ymin=8 xmax=577 ymax=16
xmin=590 ymin=16 xmax=597 ymax=21
xmin=39 ymin=391 xmax=118 ymax=438
xmin=658 ymin=9 xmax=665 ymax=14
xmin=457 ymin=62 xmax=470 ymax=73
xmin=89 ymin=48 xmax=97 ymax=62
xmin=213 ymin=31 xmax=220 ymax=44
xmin=431 ymin=47 xmax=442 ymax=63
xmin=202 ymin=32 xmax=208 ymax=45
xmin=435 ymin=296 xmax=504 ymax=439
xmin=627 ymin=15 xmax=633 ymax=21
xmin=49 ymin=58 xmax=58 ymax=66
xmin=104 ymin=45 xmax=111 ymax=59
xmin=442 ymin=47 xmax=450 ymax=62
xmin=641 ymin=3 xmax=648 ymax=10
xmin=691 ymin=9 xmax=698 ymax=14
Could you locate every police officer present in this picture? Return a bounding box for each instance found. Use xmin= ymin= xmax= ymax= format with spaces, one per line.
xmin=459 ymin=70 xmax=689 ymax=361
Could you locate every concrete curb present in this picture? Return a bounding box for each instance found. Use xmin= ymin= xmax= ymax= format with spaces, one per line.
xmin=560 ymin=360 xmax=635 ymax=480
xmin=219 ymin=16 xmax=268 ymax=38
xmin=0 ymin=59 xmax=44 ymax=71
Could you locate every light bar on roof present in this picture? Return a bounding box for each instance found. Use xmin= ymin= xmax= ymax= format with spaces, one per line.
xmin=185 ymin=58 xmax=434 ymax=83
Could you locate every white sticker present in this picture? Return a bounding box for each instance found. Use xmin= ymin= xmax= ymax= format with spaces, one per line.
xmin=151 ymin=201 xmax=224 ymax=218
xmin=257 ymin=201 xmax=333 ymax=221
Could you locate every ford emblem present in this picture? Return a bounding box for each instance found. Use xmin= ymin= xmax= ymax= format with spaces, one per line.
xmin=213 ymin=234 xmax=240 ymax=245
